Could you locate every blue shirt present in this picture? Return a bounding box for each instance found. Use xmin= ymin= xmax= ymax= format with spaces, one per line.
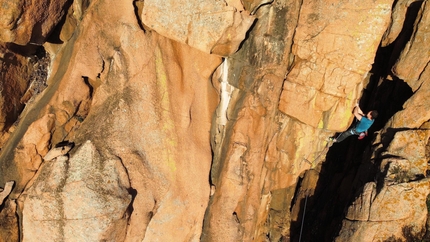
xmin=355 ymin=117 xmax=374 ymax=133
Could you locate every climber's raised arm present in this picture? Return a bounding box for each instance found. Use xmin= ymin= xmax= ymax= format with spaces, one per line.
xmin=353 ymin=101 xmax=364 ymax=121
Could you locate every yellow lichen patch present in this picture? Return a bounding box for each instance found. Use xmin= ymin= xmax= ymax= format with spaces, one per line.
xmin=317 ymin=119 xmax=324 ymax=129
xmin=345 ymin=90 xmax=354 ymax=107
xmin=155 ymin=46 xmax=177 ymax=172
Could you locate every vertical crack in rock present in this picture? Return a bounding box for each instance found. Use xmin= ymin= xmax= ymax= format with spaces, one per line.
xmin=81 ymin=76 xmax=93 ymax=98
xmin=126 ymin=187 xmax=137 ymax=217
xmin=114 ymin=155 xmax=136 ymax=222
xmin=249 ymin=0 xmax=275 ymax=15
xmin=132 ymin=0 xmax=146 ymax=31
xmin=284 ymin=0 xmax=304 ymax=73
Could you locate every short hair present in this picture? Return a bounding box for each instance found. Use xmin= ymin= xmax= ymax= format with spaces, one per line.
xmin=370 ymin=110 xmax=378 ymax=119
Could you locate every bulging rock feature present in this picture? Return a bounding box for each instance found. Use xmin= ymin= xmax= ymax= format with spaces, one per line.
xmin=382 ymin=130 xmax=430 ymax=176
xmin=20 ymin=140 xmax=132 ymax=242
xmin=339 ymin=179 xmax=430 ymax=241
xmin=141 ymin=0 xmax=256 ymax=56
xmin=11 ymin=114 xmax=55 ymax=197
xmin=0 ymin=0 xmax=71 ymax=45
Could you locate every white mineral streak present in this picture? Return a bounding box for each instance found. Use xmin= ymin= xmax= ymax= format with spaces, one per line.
xmin=218 ymin=58 xmax=235 ymax=126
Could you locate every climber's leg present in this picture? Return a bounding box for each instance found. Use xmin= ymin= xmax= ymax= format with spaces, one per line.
xmin=335 ymin=129 xmax=358 ymax=143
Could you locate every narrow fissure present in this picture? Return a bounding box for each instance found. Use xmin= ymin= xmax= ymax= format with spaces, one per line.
xmin=133 ymin=0 xmax=146 ymax=32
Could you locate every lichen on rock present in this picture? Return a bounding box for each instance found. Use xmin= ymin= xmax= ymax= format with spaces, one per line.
xmin=0 ymin=0 xmax=430 ymax=241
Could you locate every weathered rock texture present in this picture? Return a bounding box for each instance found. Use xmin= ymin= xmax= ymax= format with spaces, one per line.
xmin=140 ymin=0 xmax=256 ymax=56
xmin=279 ymin=0 xmax=392 ymax=130
xmin=20 ymin=141 xmax=131 ymax=241
xmin=0 ymin=0 xmax=429 ymax=241
xmin=0 ymin=45 xmax=31 ymax=137
xmin=0 ymin=0 xmax=71 ymax=45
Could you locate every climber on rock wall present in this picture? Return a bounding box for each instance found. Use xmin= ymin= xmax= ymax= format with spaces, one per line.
xmin=330 ymin=101 xmax=378 ymax=143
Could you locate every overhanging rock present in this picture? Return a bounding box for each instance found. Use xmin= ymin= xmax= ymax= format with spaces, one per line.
xmin=141 ymin=0 xmax=256 ymax=56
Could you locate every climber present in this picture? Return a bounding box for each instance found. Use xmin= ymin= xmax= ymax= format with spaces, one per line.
xmin=330 ymin=101 xmax=378 ymax=143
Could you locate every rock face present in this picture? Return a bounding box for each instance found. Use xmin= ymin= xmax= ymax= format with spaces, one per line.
xmin=0 ymin=45 xmax=31 ymax=137
xmin=339 ymin=179 xmax=430 ymax=241
xmin=279 ymin=0 xmax=392 ymax=130
xmin=0 ymin=0 xmax=70 ymax=45
xmin=20 ymin=141 xmax=131 ymax=241
xmin=140 ymin=0 xmax=256 ymax=56
xmin=0 ymin=0 xmax=429 ymax=241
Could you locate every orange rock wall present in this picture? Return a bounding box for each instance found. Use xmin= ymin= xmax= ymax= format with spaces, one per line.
xmin=0 ymin=0 xmax=429 ymax=241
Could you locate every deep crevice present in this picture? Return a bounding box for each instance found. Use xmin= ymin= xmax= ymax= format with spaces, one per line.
xmin=126 ymin=187 xmax=138 ymax=217
xmin=133 ymin=0 xmax=146 ymax=32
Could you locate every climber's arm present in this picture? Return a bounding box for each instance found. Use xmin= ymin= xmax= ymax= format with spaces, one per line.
xmin=353 ymin=102 xmax=364 ymax=121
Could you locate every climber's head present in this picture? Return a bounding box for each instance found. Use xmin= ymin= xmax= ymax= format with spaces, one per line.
xmin=367 ymin=110 xmax=378 ymax=120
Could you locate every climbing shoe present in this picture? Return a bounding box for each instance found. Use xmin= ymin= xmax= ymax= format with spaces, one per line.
xmin=358 ymin=132 xmax=366 ymax=140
